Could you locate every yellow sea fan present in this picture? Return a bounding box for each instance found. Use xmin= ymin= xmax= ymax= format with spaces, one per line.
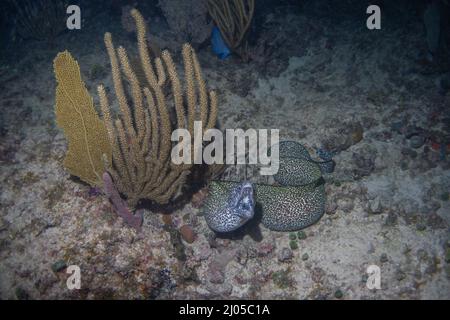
xmin=53 ymin=50 xmax=112 ymax=187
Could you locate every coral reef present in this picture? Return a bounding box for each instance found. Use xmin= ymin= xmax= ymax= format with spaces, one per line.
xmin=1 ymin=0 xmax=449 ymax=300
xmin=53 ymin=9 xmax=219 ymax=228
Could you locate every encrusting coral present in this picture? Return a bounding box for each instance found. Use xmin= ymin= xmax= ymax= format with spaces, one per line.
xmin=54 ymin=9 xmax=219 ymax=228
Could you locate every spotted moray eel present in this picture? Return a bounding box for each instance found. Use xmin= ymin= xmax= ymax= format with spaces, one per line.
xmin=202 ymin=141 xmax=334 ymax=232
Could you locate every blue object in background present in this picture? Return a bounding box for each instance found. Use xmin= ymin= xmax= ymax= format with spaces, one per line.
xmin=211 ymin=26 xmax=230 ymax=59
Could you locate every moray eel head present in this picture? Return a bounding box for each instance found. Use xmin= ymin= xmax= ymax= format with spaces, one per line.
xmin=204 ymin=181 xmax=255 ymax=233
xmin=230 ymin=181 xmax=255 ymax=222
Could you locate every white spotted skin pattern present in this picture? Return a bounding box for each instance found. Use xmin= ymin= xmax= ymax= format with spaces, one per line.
xmin=258 ymin=183 xmax=325 ymax=231
xmin=206 ymin=206 xmax=246 ymax=233
xmin=204 ymin=181 xmax=255 ymax=233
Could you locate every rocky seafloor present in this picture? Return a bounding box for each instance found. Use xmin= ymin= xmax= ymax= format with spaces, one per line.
xmin=0 ymin=3 xmax=449 ymax=299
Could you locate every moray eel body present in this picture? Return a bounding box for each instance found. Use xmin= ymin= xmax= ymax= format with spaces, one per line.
xmin=274 ymin=141 xmax=334 ymax=185
xmin=203 ymin=141 xmax=333 ymax=232
xmin=204 ymin=181 xmax=325 ymax=232
xmin=258 ymin=181 xmax=325 ymax=231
